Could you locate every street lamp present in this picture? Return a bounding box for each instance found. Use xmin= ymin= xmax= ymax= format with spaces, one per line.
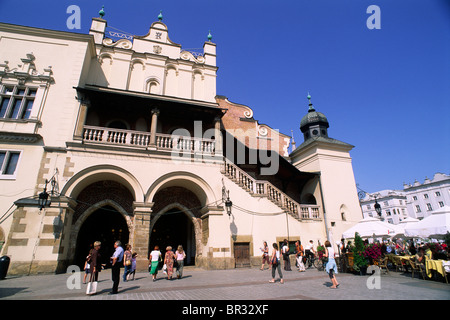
xmin=224 ymin=190 xmax=233 ymax=216
xmin=374 ymin=198 xmax=382 ymax=220
xmin=38 ymin=179 xmax=51 ymax=210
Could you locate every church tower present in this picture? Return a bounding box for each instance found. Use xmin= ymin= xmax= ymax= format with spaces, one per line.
xmin=290 ymin=95 xmax=363 ymax=242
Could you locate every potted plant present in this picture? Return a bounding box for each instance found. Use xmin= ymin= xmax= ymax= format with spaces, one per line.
xmin=364 ymin=242 xmax=382 ymax=265
xmin=352 ymin=232 xmax=368 ymax=275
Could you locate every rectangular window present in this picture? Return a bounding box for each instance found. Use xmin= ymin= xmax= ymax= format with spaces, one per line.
xmin=424 ymin=194 xmax=429 ymax=199
xmin=415 ymin=205 xmax=421 ymax=213
xmin=0 ymin=85 xmax=36 ymax=120
xmin=435 ymin=191 xmax=441 ymax=197
xmin=439 ymin=201 xmax=444 ymax=208
xmin=426 ymin=203 xmax=432 ymax=211
xmin=0 ymin=150 xmax=21 ymax=178
xmin=413 ymin=196 xmax=418 ymax=201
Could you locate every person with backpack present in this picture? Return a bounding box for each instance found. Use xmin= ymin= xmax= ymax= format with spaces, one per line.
xmin=282 ymin=239 xmax=292 ymax=271
xmin=269 ymin=243 xmax=284 ymax=283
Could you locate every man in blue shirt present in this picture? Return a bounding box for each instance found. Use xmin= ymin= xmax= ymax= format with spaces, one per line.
xmin=110 ymin=240 xmax=124 ymax=294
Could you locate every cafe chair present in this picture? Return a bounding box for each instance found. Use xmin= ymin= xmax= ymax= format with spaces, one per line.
xmin=408 ymin=258 xmax=425 ymax=280
xmin=377 ymin=256 xmax=389 ymax=274
xmin=442 ymin=261 xmax=450 ymax=284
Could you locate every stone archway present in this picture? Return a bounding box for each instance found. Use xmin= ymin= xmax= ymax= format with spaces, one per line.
xmin=67 ymin=180 xmax=135 ymax=266
xmin=150 ymin=187 xmax=204 ymax=264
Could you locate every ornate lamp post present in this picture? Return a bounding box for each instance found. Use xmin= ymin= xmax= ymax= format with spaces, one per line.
xmin=224 ymin=190 xmax=233 ymax=217
xmin=374 ymin=198 xmax=383 ymax=221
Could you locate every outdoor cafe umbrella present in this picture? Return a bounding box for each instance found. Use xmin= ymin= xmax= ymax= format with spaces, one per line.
xmin=342 ymin=216 xmax=401 ymax=239
xmin=391 ymin=217 xmax=420 ymax=239
xmin=404 ymin=205 xmax=450 ymax=238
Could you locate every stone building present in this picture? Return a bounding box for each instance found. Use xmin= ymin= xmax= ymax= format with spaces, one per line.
xmin=0 ymin=11 xmax=362 ymax=275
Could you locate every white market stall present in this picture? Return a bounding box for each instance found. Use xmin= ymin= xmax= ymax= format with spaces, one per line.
xmin=404 ymin=205 xmax=450 ymax=239
xmin=391 ymin=217 xmax=420 ymax=239
xmin=342 ymin=216 xmax=403 ymax=239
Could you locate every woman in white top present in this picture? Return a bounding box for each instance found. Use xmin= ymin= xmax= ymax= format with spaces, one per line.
xmin=149 ymin=245 xmax=162 ymax=281
xmin=269 ymin=243 xmax=284 ymax=284
xmin=175 ymin=245 xmax=186 ymax=279
xmin=324 ymin=240 xmax=339 ymax=289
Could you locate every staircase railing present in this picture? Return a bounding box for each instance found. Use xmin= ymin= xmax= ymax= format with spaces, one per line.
xmin=222 ymin=158 xmax=321 ymax=221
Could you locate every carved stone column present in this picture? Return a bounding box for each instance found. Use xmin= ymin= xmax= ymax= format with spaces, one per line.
xmin=74 ymin=98 xmax=90 ymax=140
xmin=214 ymin=117 xmax=223 ymax=156
xmin=149 ymin=108 xmax=160 ymax=147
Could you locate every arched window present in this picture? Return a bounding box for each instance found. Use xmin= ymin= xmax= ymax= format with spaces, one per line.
xmin=164 ymin=65 xmax=178 ymax=96
xmin=128 ymin=60 xmax=145 ymax=92
xmin=192 ymin=70 xmax=204 ymax=100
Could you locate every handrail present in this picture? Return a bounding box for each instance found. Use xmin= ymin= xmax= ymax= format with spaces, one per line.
xmin=222 ymin=158 xmax=321 ymax=220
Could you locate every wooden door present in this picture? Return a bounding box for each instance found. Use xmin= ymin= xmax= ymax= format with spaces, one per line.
xmin=234 ymin=242 xmax=250 ymax=268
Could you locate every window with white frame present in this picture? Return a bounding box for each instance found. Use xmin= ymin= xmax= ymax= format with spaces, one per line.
xmin=435 ymin=191 xmax=441 ymax=197
xmin=0 ymin=85 xmax=37 ymax=120
xmin=439 ymin=201 xmax=444 ymax=208
xmin=0 ymin=150 xmax=21 ymax=178
xmin=426 ymin=203 xmax=433 ymax=211
xmin=423 ymin=193 xmax=429 ymax=199
xmin=415 ymin=205 xmax=421 ymax=213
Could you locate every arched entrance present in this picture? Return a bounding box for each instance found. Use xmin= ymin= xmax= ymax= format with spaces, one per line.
xmin=74 ymin=205 xmax=130 ymax=268
xmin=150 ymin=186 xmax=204 ymax=266
xmin=150 ymin=208 xmax=196 ymax=265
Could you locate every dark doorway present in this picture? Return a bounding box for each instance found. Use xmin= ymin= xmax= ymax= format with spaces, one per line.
xmin=234 ymin=242 xmax=250 ymax=268
xmin=75 ymin=205 xmax=129 ymax=268
xmin=149 ymin=209 xmax=196 ymax=265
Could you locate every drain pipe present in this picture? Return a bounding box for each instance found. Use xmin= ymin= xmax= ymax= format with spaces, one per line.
xmin=317 ymin=173 xmax=330 ymax=242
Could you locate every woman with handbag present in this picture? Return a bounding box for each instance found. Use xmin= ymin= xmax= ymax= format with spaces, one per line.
xmin=260 ymin=241 xmax=270 ymax=270
xmin=164 ymin=246 xmax=176 ymax=280
xmin=123 ymin=244 xmax=132 ymax=282
xmin=269 ymin=243 xmax=284 ymax=284
xmin=324 ymin=240 xmax=339 ymax=289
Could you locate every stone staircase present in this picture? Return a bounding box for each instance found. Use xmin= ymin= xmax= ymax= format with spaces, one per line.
xmin=221 ymin=158 xmax=321 ymax=222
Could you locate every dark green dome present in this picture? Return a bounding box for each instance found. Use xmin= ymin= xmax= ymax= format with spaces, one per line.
xmin=300 ymin=96 xmax=329 ymax=133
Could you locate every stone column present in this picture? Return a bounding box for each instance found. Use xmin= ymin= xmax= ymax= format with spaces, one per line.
xmin=74 ymin=98 xmax=90 ymax=140
xmin=214 ymin=117 xmax=223 ymax=156
xmin=149 ymin=108 xmax=160 ymax=148
xmin=132 ymin=202 xmax=153 ymax=271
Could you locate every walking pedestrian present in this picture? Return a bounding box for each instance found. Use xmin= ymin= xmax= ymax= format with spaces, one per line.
xmin=127 ymin=252 xmax=137 ymax=281
xmin=149 ymin=245 xmax=162 ymax=281
xmin=175 ymin=245 xmax=186 ymax=279
xmin=324 ymin=240 xmax=339 ymax=289
xmin=260 ymin=241 xmax=270 ymax=270
xmin=282 ymin=239 xmax=291 ymax=271
xmin=123 ymin=244 xmax=132 ymax=282
xmin=305 ymin=240 xmax=315 ymax=268
xmin=83 ymin=245 xmax=93 ymax=284
xmin=295 ymin=240 xmax=305 ymax=272
xmin=86 ymin=241 xmax=101 ymax=295
xmin=269 ymin=243 xmax=284 ymax=284
xmin=110 ymin=240 xmax=124 ymax=294
xmin=164 ymin=246 xmax=176 ymax=280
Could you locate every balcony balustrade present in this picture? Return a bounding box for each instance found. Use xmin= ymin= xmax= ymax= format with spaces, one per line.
xmin=82 ymin=125 xmax=216 ymax=154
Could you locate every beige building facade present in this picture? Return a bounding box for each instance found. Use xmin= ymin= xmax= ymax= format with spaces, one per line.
xmin=0 ymin=12 xmax=362 ymax=275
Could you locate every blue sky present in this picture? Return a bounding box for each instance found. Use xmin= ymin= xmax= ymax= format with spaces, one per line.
xmin=1 ymin=0 xmax=449 ymax=193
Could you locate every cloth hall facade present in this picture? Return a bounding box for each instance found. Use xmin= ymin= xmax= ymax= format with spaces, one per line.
xmin=0 ymin=12 xmax=362 ymax=275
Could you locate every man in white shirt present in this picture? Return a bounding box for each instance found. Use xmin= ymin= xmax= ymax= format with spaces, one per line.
xmin=110 ymin=240 xmax=124 ymax=294
xmin=305 ymin=240 xmax=315 ymax=267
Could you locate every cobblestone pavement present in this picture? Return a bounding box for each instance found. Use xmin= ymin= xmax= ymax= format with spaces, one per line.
xmin=0 ymin=266 xmax=449 ymax=301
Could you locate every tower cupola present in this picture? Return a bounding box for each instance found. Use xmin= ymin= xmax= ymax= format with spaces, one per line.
xmin=300 ymin=94 xmax=329 ymax=141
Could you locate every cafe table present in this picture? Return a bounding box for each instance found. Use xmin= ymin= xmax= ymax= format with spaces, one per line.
xmin=425 ymin=259 xmax=447 ymax=278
